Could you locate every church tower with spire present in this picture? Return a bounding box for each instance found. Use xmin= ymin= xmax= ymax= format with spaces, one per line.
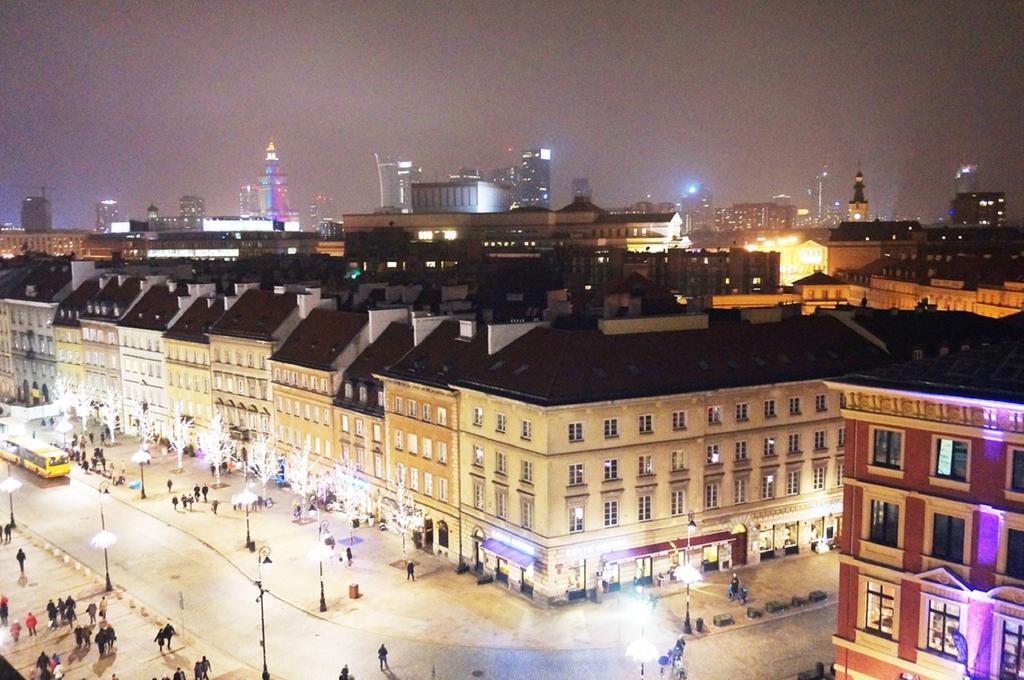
xmin=847 ymin=169 xmax=868 ymax=221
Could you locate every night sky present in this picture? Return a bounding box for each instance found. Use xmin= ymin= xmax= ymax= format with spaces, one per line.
xmin=2 ymin=1 xmax=1023 ymax=227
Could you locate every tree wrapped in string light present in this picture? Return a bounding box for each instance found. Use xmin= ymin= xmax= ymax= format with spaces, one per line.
xmin=73 ymin=382 xmax=97 ymax=429
xmin=200 ymin=411 xmax=235 ymax=488
xmin=51 ymin=375 xmax=74 ymax=415
xmin=169 ymin=405 xmax=192 ymax=473
xmin=389 ymin=464 xmax=422 ymax=563
xmin=333 ymin=458 xmax=367 ymax=543
xmin=286 ymin=444 xmax=313 ymax=508
xmin=247 ymin=433 xmax=278 ymax=489
xmin=99 ymin=388 xmax=122 ymax=444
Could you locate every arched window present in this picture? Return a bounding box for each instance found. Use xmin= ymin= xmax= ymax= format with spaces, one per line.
xmin=437 ymin=520 xmax=449 ymax=548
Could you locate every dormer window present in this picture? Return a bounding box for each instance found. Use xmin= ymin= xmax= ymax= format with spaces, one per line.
xmin=358 ymin=386 xmax=367 ymax=403
xmin=344 ymin=383 xmax=353 ymax=400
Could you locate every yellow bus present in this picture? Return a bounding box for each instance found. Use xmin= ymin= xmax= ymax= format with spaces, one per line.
xmin=0 ymin=434 xmax=71 ymax=478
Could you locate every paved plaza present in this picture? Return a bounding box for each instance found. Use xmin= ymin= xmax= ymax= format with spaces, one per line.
xmin=0 ymin=424 xmax=838 ymax=679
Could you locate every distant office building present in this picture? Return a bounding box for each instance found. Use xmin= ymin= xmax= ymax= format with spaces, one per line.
xmin=715 ymin=202 xmax=796 ymax=232
xmin=572 ymin=178 xmax=592 ymax=199
xmin=488 ymin=166 xmax=518 ymax=191
xmin=258 ymin=142 xmax=290 ymax=221
xmin=950 ymin=192 xmax=1006 ymax=226
xmin=21 ymin=195 xmax=52 ymax=232
xmin=954 ymin=163 xmax=980 ymax=194
xmin=411 ymin=180 xmax=511 ymax=214
xmin=95 ymin=199 xmax=120 ymax=232
xmin=308 ymin=193 xmax=336 ymax=230
xmin=678 ymin=183 xmax=713 ymax=233
xmin=239 ymin=184 xmax=260 ymax=217
xmin=449 ymin=167 xmax=482 ymax=181
xmin=179 ymin=195 xmax=205 ymax=230
xmin=518 ymin=148 xmax=552 ymax=208
xmin=375 ymin=153 xmax=421 ymax=213
xmin=847 ymin=170 xmax=869 ymax=221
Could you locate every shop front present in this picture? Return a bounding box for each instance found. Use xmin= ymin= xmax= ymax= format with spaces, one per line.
xmin=750 ymin=500 xmax=843 ymax=562
xmin=600 ymin=529 xmax=737 ymax=592
xmin=479 ymin=531 xmax=537 ymax=599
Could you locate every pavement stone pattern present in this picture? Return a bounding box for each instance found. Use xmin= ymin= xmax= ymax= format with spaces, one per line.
xmin=0 ymin=422 xmax=839 ymax=679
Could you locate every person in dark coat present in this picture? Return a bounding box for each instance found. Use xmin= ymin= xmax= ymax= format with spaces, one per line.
xmin=406 ymin=561 xmax=415 ymax=581
xmin=155 ymin=625 xmax=167 ymax=651
xmin=16 ymin=548 xmax=26 ymax=573
xmin=162 ymin=622 xmax=177 ymax=650
xmin=378 ymin=643 xmax=389 ymax=670
xmin=46 ymin=599 xmax=58 ymax=628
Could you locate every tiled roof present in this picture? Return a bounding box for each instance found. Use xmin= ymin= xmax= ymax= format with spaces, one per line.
xmin=381 ymin=320 xmax=490 ymax=388
xmin=209 ymin=289 xmax=297 ymax=341
xmin=793 ymin=272 xmax=844 ymax=286
xmin=454 ymin=316 xmax=890 ymax=406
xmin=846 ymin=309 xmax=1017 ymax=360
xmin=343 ymin=323 xmax=414 ymax=385
xmin=164 ymin=297 xmax=225 ymax=344
xmin=54 ymin=279 xmax=102 ymax=327
xmin=829 ymin=220 xmax=921 ymax=242
xmin=837 ymin=340 xmax=1024 ymax=406
xmin=271 ymin=309 xmax=367 ymax=370
xmin=118 ymin=283 xmax=189 ymax=331
xmin=80 ymin=276 xmax=143 ymax=321
xmin=6 ymin=261 xmax=73 ymax=302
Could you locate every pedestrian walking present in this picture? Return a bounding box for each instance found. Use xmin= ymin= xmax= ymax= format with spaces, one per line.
xmin=339 ymin=665 xmax=350 ymax=680
xmin=86 ymin=601 xmax=97 ymax=624
xmin=25 ymin=611 xmax=37 ymax=636
xmin=378 ymin=643 xmax=389 ymax=670
xmin=74 ymin=626 xmax=83 ymax=648
xmin=194 ymin=660 xmax=202 ymax=680
xmin=9 ymin=620 xmax=21 ymax=641
xmin=52 ymin=661 xmax=64 ymax=679
xmin=162 ymin=623 xmax=177 ymax=650
xmin=172 ymin=496 xmax=179 ymax=511
xmin=193 ymin=484 xmax=200 ymax=500
xmin=98 ymin=596 xmax=107 ymax=620
xmin=46 ymin=599 xmax=58 ymax=628
xmin=173 ymin=668 xmax=185 ymax=680
xmin=201 ymin=485 xmax=208 ymax=502
xmin=0 ymin=594 xmax=8 ymax=625
xmin=167 ymin=479 xmax=173 ymax=494
xmin=57 ymin=596 xmax=67 ymax=624
xmin=105 ymin=624 xmax=117 ymax=652
xmin=346 ymin=546 xmax=353 ymax=567
xmin=36 ymin=651 xmax=50 ymax=673
xmin=4 ymin=522 xmax=11 ymax=542
xmin=406 ymin=561 xmax=415 ymax=581
xmin=199 ymin=654 xmax=211 ymax=679
xmin=211 ymin=499 xmax=219 ymax=515
xmin=155 ymin=625 xmax=167 ymax=651
xmin=16 ymin=547 xmax=26 ymax=574
xmin=65 ymin=595 xmax=76 ymax=626
xmin=96 ymin=627 xmax=107 ymax=655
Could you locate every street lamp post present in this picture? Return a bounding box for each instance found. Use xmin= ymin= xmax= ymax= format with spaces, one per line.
xmin=314 ymin=520 xmax=331 ymax=612
xmin=625 ymin=600 xmax=658 ymax=679
xmin=131 ymin=447 xmax=151 ymax=499
xmin=91 ymin=482 xmax=115 ymax=591
xmin=255 ymin=546 xmax=272 ymax=680
xmin=680 ymin=512 xmax=700 ymax=634
xmin=0 ymin=463 xmax=22 ymax=529
xmin=234 ymin=486 xmax=258 ymax=552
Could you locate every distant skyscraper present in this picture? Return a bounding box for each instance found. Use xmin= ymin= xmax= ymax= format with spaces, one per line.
xmin=258 ymin=142 xmax=290 ymax=221
xmin=21 ymin=195 xmax=52 ymax=232
xmin=239 ymin=184 xmax=260 ymax=217
xmin=179 ymin=195 xmax=205 ymax=230
xmin=811 ymin=166 xmax=830 ymax=222
xmin=488 ymin=166 xmax=519 ymax=202
xmin=950 ymin=192 xmax=1006 ymax=226
xmin=95 ymin=199 xmax=120 ymax=232
xmin=308 ymin=193 xmax=336 ymax=229
xmin=518 ymin=148 xmax=552 ymax=208
xmin=678 ymin=183 xmax=713 ymax=233
xmin=375 ymin=153 xmax=420 ymax=212
xmin=955 ymin=163 xmax=980 ymax=194
xmin=572 ymin=178 xmax=592 ymax=199
xmin=449 ymin=167 xmax=482 ymax=181
xmin=847 ymin=170 xmax=869 ymax=221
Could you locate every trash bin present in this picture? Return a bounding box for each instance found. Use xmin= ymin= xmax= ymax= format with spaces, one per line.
xmin=695 ymin=617 xmax=704 ymax=633
xmin=348 ymin=583 xmax=360 ymax=599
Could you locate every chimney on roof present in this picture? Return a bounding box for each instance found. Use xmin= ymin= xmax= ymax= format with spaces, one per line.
xmin=487 ymin=321 xmax=548 ymax=355
xmin=412 ymin=313 xmax=446 ymax=347
xmin=70 ymin=261 xmax=97 ymax=291
xmin=459 ymin=319 xmax=477 ymax=340
xmin=297 ymin=287 xmax=322 ymax=319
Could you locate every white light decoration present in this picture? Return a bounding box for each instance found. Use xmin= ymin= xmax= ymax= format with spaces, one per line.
xmin=91 ymin=530 xmax=118 ymax=549
xmin=673 ymin=563 xmax=703 ymax=585
xmin=200 ymin=411 xmax=235 ymax=487
xmin=308 ymin=542 xmax=333 ymax=564
xmin=626 ymin=637 xmax=658 ymax=664
xmin=247 ymin=433 xmax=277 ymax=488
xmin=55 ymin=418 xmax=72 ymax=435
xmin=233 ymin=486 xmax=258 ymax=507
xmin=130 ymin=448 xmax=151 ymax=465
xmin=0 ymin=477 xmax=22 ymax=494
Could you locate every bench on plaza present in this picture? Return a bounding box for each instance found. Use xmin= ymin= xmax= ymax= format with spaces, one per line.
xmin=765 ymin=600 xmax=787 ymax=614
xmin=476 ymin=575 xmax=493 ymax=585
xmin=791 ymin=595 xmax=807 ymax=608
xmin=746 ymin=606 xmax=763 ymax=619
xmin=809 ymin=590 xmax=828 ymax=603
xmin=712 ymin=613 xmax=734 ymax=627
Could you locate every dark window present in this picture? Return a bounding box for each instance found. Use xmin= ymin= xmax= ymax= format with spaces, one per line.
xmin=931 ymin=514 xmax=965 ymax=563
xmin=869 ymin=500 xmax=899 ymax=547
xmin=934 ymin=438 xmax=968 ymax=482
xmin=1008 ymin=529 xmax=1024 ymax=579
xmin=872 ymin=429 xmax=902 ymax=469
xmin=1013 ymin=450 xmax=1024 ymax=492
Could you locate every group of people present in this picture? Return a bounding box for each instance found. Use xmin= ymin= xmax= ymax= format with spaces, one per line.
xmin=151 ymin=656 xmax=212 ymax=680
xmin=34 ymin=650 xmax=65 ymax=680
xmin=44 ymin=595 xmax=77 ymax=629
xmin=727 ymin=572 xmax=748 ymax=603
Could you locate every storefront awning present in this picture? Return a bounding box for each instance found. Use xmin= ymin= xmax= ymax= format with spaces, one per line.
xmin=602 ymin=530 xmax=735 ymax=563
xmin=481 ymin=538 xmax=534 ymax=569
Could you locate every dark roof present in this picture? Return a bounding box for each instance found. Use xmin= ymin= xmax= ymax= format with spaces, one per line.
xmin=829 ymin=220 xmax=922 ymax=242
xmin=381 ymin=320 xmax=491 ymax=388
xmin=54 ymin=279 xmax=102 ymax=327
xmin=454 ymin=316 xmax=890 ymax=406
xmin=6 ymin=261 xmax=73 ymax=302
xmin=843 ymin=309 xmax=1017 ymax=361
xmin=80 ymin=276 xmax=144 ymax=321
xmin=595 ymin=212 xmax=676 ymax=224
xmin=271 ymin=309 xmax=367 ymax=370
xmin=557 ymin=197 xmax=607 ymax=213
xmin=118 ymin=283 xmax=189 ymax=331
xmin=793 ymin=272 xmax=845 ymax=286
xmin=164 ymin=297 xmax=225 ymax=343
xmin=837 ymin=340 xmax=1024 ymax=406
xmin=599 ymin=271 xmax=676 ymax=299
xmin=209 ymin=289 xmax=298 ymax=340
xmin=343 ymin=323 xmax=414 ymax=385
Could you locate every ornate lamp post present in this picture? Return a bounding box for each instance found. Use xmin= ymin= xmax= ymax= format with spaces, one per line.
xmin=91 ymin=482 xmax=115 ymax=591
xmin=255 ymin=546 xmax=272 ymax=680
xmin=0 ymin=464 xmax=22 ymax=529
xmin=234 ymin=486 xmax=258 ymax=552
xmin=678 ymin=512 xmax=701 ymax=634
xmin=309 ymin=520 xmax=332 ymax=612
xmin=131 ymin=446 xmax=151 ymax=499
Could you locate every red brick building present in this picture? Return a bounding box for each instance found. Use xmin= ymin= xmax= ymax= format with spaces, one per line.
xmin=829 ymin=341 xmax=1024 ymax=680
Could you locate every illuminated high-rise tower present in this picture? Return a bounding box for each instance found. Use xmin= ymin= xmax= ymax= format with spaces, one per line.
xmin=258 ymin=141 xmax=290 ymax=221
xmin=95 ymin=199 xmax=120 ymax=232
xmin=375 ymin=153 xmax=420 ymax=213
xmin=239 ymin=184 xmax=260 ymax=217
xmin=518 ymin=148 xmax=552 ymax=208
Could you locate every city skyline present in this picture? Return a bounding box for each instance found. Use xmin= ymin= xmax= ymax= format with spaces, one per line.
xmin=2 ymin=2 xmax=1023 ymax=228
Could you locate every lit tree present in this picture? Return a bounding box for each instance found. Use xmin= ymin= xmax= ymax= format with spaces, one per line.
xmin=334 ymin=458 xmax=366 ymax=543
xmin=52 ymin=375 xmax=74 ymax=414
xmin=389 ymin=464 xmax=422 ymax=563
xmin=73 ymin=383 xmax=97 ymax=427
xmin=132 ymin=401 xmax=156 ymax=444
xmin=169 ymin=405 xmax=192 ymax=472
xmin=99 ymin=388 xmax=122 ymax=444
xmin=247 ymin=433 xmax=278 ymax=489
xmin=200 ymin=411 xmax=235 ymax=487
xmin=286 ymin=444 xmax=313 ymax=501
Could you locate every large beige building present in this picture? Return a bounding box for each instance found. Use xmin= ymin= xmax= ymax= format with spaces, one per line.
xmin=81 ymin=275 xmax=150 ymax=394
xmin=164 ymin=296 xmax=224 ymax=435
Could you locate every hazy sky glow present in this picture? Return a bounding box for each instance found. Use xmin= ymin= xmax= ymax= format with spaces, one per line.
xmin=2 ymin=0 xmax=1022 ymax=226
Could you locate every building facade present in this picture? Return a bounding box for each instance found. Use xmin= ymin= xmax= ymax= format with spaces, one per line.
xmin=164 ymin=296 xmax=224 ymax=435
